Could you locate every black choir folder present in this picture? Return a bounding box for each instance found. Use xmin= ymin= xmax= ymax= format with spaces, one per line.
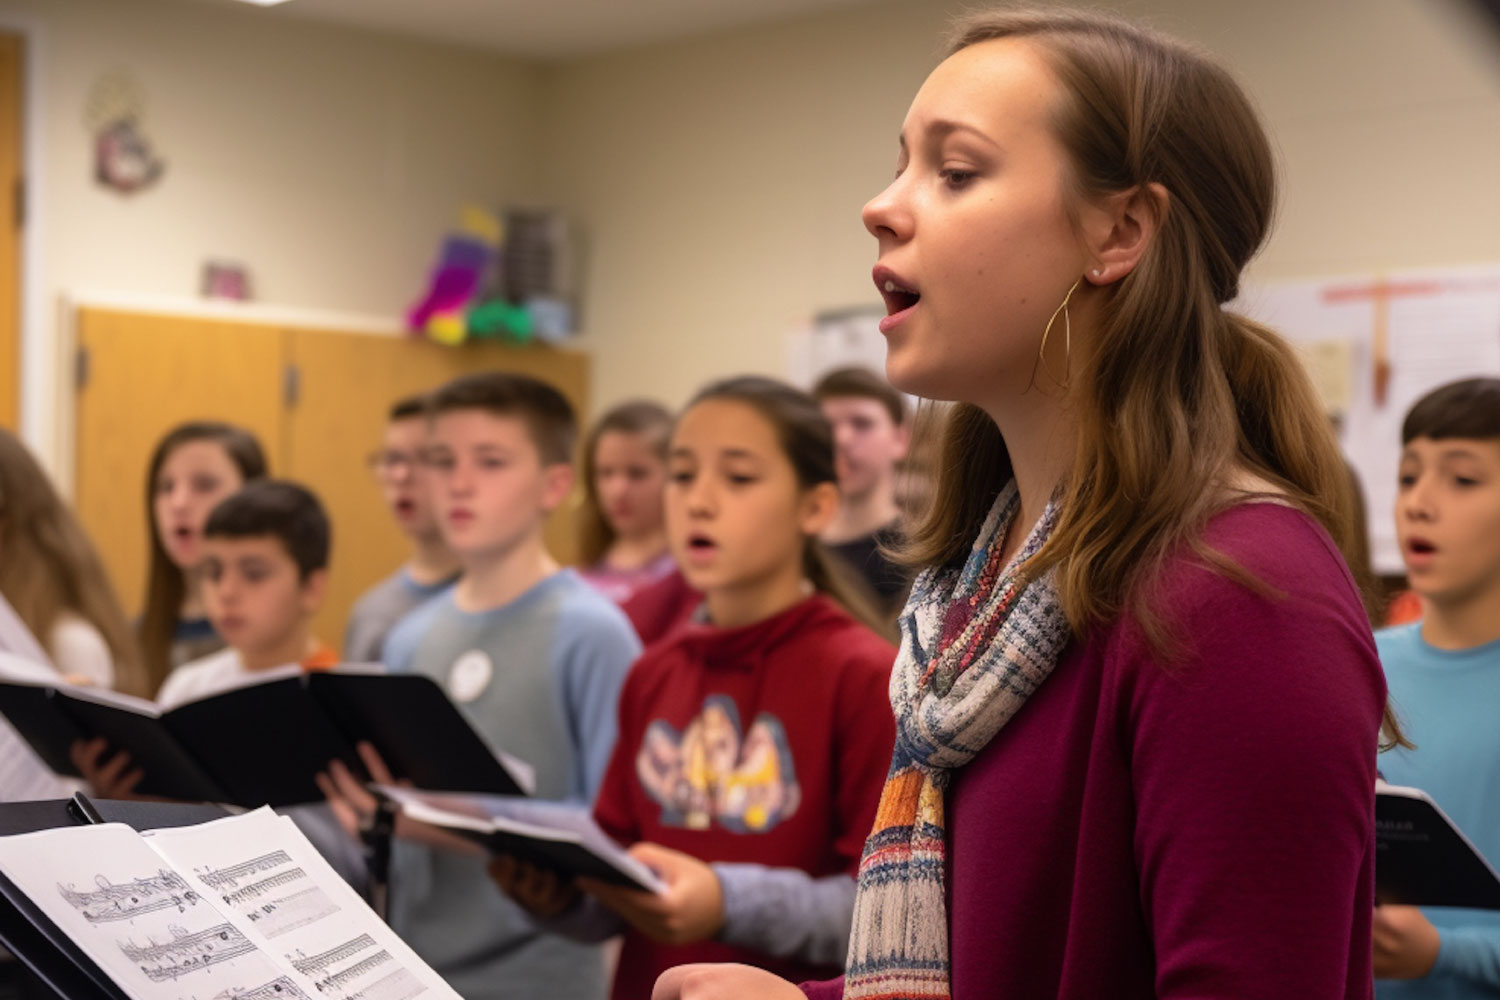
xmin=0 ymin=664 xmax=534 ymax=808
xmin=0 ymin=799 xmax=463 ymax=1000
xmin=374 ymin=785 xmax=667 ymax=895
xmin=1376 ymin=780 xmax=1500 ymax=910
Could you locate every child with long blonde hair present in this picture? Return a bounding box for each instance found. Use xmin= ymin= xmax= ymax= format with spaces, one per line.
xmin=0 ymin=430 xmax=147 ymax=695
xmin=576 ymin=400 xmax=676 ymax=605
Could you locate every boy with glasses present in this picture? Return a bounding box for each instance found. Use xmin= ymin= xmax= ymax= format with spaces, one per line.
xmin=343 ymin=394 xmax=460 ymax=663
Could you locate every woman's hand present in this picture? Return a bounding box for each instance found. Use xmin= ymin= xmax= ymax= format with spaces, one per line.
xmin=652 ymin=963 xmax=805 ymax=1000
xmin=1372 ymin=905 xmax=1440 ymax=980
xmin=489 ymin=856 xmax=579 ymax=919
xmin=70 ymin=737 xmax=143 ymax=799
xmin=578 ymin=842 xmax=724 ymax=945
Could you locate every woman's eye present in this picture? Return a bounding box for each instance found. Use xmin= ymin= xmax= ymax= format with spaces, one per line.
xmin=1456 ymin=476 xmax=1480 ymax=488
xmin=940 ymin=168 xmax=976 ymax=188
xmin=669 ymin=471 xmax=694 ymax=484
xmin=728 ymin=475 xmax=757 ymax=486
xmin=1397 ymin=475 xmax=1415 ymax=488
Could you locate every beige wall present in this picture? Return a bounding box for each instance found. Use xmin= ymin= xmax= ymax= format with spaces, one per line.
xmin=6 ymin=0 xmax=1500 ymax=454
xmin=537 ymin=0 xmax=1500 ymax=412
xmin=2 ymin=0 xmax=545 ymax=470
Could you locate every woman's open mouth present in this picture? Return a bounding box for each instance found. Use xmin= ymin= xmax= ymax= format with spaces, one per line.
xmin=874 ymin=267 xmax=921 ymax=333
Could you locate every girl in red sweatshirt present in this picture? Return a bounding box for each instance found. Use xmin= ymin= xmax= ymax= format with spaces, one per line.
xmin=654 ymin=8 xmax=1398 ymax=1000
xmin=493 ymin=376 xmax=897 ymax=999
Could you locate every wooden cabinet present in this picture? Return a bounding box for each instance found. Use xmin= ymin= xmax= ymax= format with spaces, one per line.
xmin=73 ymin=305 xmax=588 ymax=652
xmin=0 ymin=33 xmax=23 ymax=430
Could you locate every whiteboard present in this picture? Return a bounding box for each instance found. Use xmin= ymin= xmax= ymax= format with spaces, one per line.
xmin=1235 ymin=266 xmax=1500 ymax=573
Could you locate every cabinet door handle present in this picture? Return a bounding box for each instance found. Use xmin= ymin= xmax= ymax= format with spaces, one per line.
xmin=283 ymin=364 xmax=300 ymax=408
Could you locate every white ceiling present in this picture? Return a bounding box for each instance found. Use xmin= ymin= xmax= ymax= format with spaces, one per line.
xmin=184 ymin=0 xmax=889 ymax=60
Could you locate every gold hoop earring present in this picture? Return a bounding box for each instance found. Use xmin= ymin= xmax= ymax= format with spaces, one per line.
xmin=1031 ymin=277 xmax=1081 ymax=390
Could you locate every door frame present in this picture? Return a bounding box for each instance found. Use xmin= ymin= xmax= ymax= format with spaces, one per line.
xmin=0 ymin=14 xmax=47 ymax=471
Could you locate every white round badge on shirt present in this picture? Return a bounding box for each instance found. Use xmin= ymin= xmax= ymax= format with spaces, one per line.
xmin=447 ymin=649 xmax=494 ymax=704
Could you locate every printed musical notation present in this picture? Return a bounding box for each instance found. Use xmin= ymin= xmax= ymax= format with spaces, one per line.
xmin=214 ymin=975 xmax=312 ymax=1000
xmin=200 ymin=854 xmax=341 ymax=940
xmin=246 ymin=885 xmax=340 ymax=940
xmin=58 ymin=870 xmax=200 ymax=924
xmin=343 ymin=959 xmax=423 ymax=1000
xmin=289 ymin=935 xmax=425 ymax=1000
xmin=224 ymin=869 xmax=305 ymax=907
xmin=139 ymin=809 xmax=449 ymax=1000
xmin=291 ymin=935 xmax=376 ymax=976
xmin=198 ymin=853 xmax=294 ymax=892
xmin=347 ymin=966 xmax=423 ymax=1000
xmin=120 ymin=922 xmax=259 ymax=982
xmin=317 ymin=949 xmax=393 ymax=992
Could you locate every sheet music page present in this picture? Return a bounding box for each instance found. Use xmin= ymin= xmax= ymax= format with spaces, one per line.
xmin=0 ymin=823 xmax=307 ymax=1000
xmin=144 ymin=808 xmax=460 ymax=1000
xmin=375 ymin=786 xmax=666 ymax=893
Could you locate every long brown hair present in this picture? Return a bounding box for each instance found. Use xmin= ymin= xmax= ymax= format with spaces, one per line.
xmin=138 ymin=421 xmax=267 ymax=690
xmin=903 ymin=9 xmax=1402 ymax=744
xmin=0 ymin=431 xmax=149 ymax=696
xmin=688 ymin=376 xmax=888 ymax=636
xmin=578 ymin=400 xmax=674 ymax=567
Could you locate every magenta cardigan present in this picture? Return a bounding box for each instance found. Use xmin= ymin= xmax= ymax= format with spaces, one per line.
xmin=803 ymin=504 xmax=1385 ymax=999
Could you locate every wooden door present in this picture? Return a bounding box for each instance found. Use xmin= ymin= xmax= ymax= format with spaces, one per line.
xmin=282 ymin=329 xmax=589 ymax=649
xmin=74 ymin=308 xmax=287 ymax=617
xmin=0 ymin=33 xmax=21 ymax=429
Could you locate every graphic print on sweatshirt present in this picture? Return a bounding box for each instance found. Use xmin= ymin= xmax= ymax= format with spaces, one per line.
xmin=636 ymin=694 xmax=801 ymax=832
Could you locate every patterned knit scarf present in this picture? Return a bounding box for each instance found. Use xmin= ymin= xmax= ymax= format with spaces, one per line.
xmin=843 ymin=481 xmax=1071 ymax=1000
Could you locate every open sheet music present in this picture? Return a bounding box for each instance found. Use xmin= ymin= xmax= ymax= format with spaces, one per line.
xmin=376 ymin=786 xmax=666 ymax=894
xmin=0 ymin=664 xmax=534 ymax=807
xmin=0 ymin=808 xmax=462 ymax=1000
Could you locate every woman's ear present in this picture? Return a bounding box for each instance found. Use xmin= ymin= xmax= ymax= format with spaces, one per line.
xmin=799 ymin=481 xmax=841 ymax=538
xmin=1083 ymin=182 xmax=1169 ymax=285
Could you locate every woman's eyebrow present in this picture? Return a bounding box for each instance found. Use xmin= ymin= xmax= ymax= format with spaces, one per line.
xmin=901 ymin=119 xmax=999 ymax=149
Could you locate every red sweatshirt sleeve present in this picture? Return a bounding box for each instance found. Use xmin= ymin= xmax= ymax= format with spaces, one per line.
xmin=829 ymin=632 xmax=898 ymax=871
xmin=1120 ymin=532 xmax=1384 ymax=998
xmin=593 ymin=668 xmax=644 ymax=846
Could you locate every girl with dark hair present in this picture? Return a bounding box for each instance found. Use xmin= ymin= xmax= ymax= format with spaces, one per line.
xmin=491 ymin=376 xmax=896 ymax=998
xmin=658 ymin=8 xmax=1393 ymax=1000
xmin=577 ymin=400 xmax=676 ymax=604
xmin=137 ymin=421 xmax=267 ymax=693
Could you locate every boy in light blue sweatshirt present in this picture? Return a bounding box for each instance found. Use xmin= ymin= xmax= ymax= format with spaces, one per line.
xmin=325 ymin=372 xmax=640 ymax=1000
xmin=1374 ymin=378 xmax=1500 ymax=999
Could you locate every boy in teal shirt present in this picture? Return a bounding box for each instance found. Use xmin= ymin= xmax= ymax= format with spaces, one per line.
xmin=326 ymin=373 xmax=640 ymax=1000
xmin=1375 ymin=378 xmax=1500 ymax=998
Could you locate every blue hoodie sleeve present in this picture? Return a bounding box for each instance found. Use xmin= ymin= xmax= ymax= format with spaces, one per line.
xmin=552 ymin=597 xmax=642 ymax=803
